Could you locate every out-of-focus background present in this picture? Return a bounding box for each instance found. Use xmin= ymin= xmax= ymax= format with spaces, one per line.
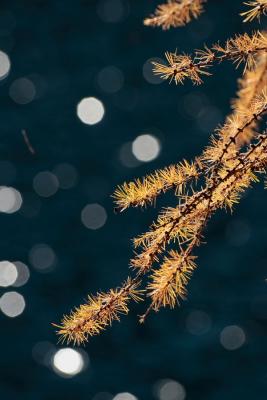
xmin=1 ymin=0 xmax=267 ymax=399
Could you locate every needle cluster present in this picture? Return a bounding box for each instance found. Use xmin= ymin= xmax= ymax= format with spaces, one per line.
xmin=241 ymin=1 xmax=267 ymax=22
xmin=55 ymin=278 xmax=142 ymax=345
xmin=113 ymin=160 xmax=200 ymax=211
xmin=153 ymin=31 xmax=267 ymax=85
xmin=56 ymin=4 xmax=267 ymax=345
xmin=144 ymin=0 xmax=206 ymax=30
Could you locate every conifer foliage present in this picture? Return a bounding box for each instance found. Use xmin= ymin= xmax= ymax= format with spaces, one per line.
xmin=56 ymin=2 xmax=267 ymax=345
xmin=144 ymin=0 xmax=206 ymax=30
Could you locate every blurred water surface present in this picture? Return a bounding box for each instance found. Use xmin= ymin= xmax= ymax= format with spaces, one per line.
xmin=0 ymin=1 xmax=267 ymax=399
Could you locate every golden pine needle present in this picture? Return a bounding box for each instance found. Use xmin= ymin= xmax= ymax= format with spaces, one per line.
xmin=202 ymin=90 xmax=267 ymax=166
xmin=148 ymin=250 xmax=197 ymax=310
xmin=241 ymin=0 xmax=267 ymax=22
xmin=144 ymin=0 xmax=206 ymax=30
xmin=153 ymin=51 xmax=212 ymax=85
xmin=55 ymin=278 xmax=142 ymax=345
xmin=56 ymin=6 xmax=267 ymax=345
xmin=231 ymin=52 xmax=267 ymax=145
xmin=153 ymin=31 xmax=267 ymax=85
xmin=57 ymin=131 xmax=267 ymax=344
xmin=113 ymin=159 xmax=200 ymax=211
xmin=131 ymin=100 xmax=267 ymax=276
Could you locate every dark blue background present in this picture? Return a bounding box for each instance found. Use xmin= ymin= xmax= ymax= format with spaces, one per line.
xmin=1 ymin=0 xmax=267 ymax=399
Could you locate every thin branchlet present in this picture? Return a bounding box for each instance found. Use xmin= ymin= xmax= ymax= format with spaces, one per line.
xmin=144 ymin=0 xmax=206 ymax=30
xmin=57 ymin=102 xmax=267 ymax=344
xmin=56 ymin=8 xmax=267 ymax=345
xmin=130 ymin=93 xmax=267 ymax=276
xmin=140 ymin=133 xmax=267 ymax=318
xmin=202 ymin=91 xmax=267 ymax=166
xmin=152 ymin=31 xmax=267 ymax=85
xmin=113 ymin=159 xmax=201 ymax=212
xmin=54 ymin=278 xmax=142 ymax=345
xmin=113 ymin=53 xmax=267 ymax=215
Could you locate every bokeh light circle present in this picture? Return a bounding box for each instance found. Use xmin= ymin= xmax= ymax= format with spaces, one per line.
xmin=13 ymin=261 xmax=30 ymax=287
xmin=156 ymin=379 xmax=186 ymax=400
xmin=52 ymin=348 xmax=85 ymax=377
xmin=132 ymin=134 xmax=160 ymax=162
xmin=0 ymin=186 xmax=23 ymax=213
xmin=0 ymin=50 xmax=11 ymax=80
xmin=81 ymin=203 xmax=107 ymax=230
xmin=77 ymin=97 xmax=105 ymax=125
xmin=113 ymin=393 xmax=138 ymax=400
xmin=220 ymin=325 xmax=246 ymax=350
xmin=0 ymin=291 xmax=25 ymax=317
xmin=97 ymin=66 xmax=124 ymax=93
xmin=33 ymin=171 xmax=59 ymax=198
xmin=29 ymin=243 xmax=56 ymax=272
xmin=9 ymin=77 xmax=36 ymax=104
xmin=0 ymin=261 xmax=18 ymax=287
